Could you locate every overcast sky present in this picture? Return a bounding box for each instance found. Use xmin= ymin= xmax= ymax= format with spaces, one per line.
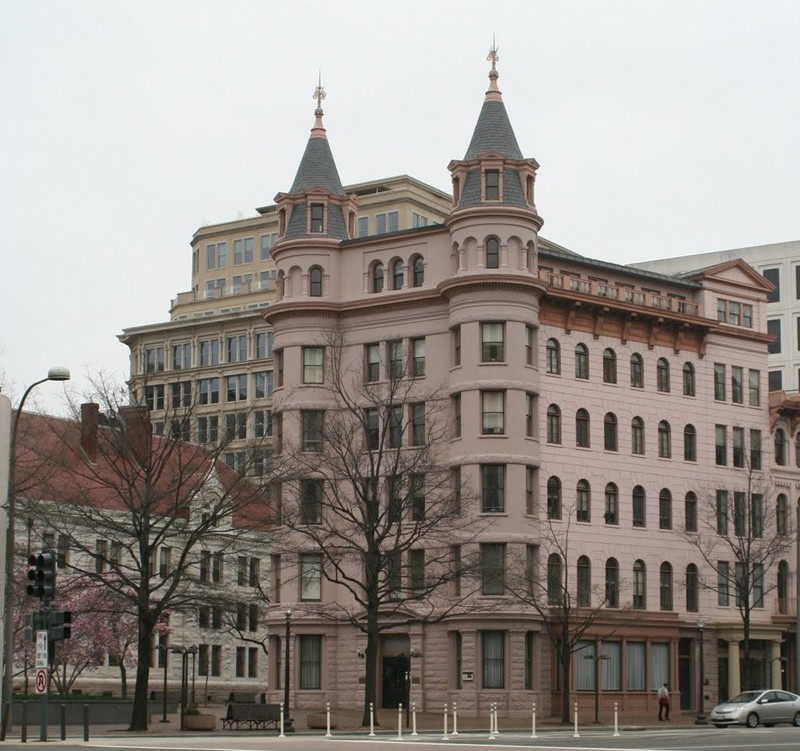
xmin=2 ymin=0 xmax=798 ymax=412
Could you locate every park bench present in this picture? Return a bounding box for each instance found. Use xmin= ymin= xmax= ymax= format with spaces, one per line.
xmin=222 ymin=702 xmax=281 ymax=730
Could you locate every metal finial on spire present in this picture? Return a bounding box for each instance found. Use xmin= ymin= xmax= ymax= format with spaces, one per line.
xmin=487 ymin=34 xmax=499 ymax=71
xmin=313 ymin=71 xmax=326 ymax=111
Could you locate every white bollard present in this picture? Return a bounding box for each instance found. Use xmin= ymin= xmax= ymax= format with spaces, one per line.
xmin=396 ymin=703 xmax=403 ymax=741
xmin=573 ymin=701 xmax=580 ymax=738
xmin=442 ymin=702 xmax=450 ymax=740
xmin=488 ymin=702 xmax=494 ymax=738
xmin=613 ymin=701 xmax=620 ymax=737
xmin=369 ymin=702 xmax=375 ymax=737
xmin=411 ymin=702 xmax=418 ymax=736
xmin=531 ymin=701 xmax=537 ymax=739
xmin=494 ymin=703 xmax=500 ymax=736
xmin=279 ymin=701 xmax=285 ymax=738
xmin=325 ymin=701 xmax=332 ymax=738
xmin=452 ymin=701 xmax=459 ymax=735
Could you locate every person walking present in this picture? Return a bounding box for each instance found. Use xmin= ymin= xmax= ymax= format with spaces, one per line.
xmin=657 ymin=683 xmax=671 ymax=720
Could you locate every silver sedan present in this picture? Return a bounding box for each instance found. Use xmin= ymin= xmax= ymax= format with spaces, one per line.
xmin=710 ymin=689 xmax=800 ymax=728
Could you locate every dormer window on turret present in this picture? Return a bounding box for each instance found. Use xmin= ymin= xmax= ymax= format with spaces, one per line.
xmin=485 ymin=169 xmax=500 ymax=200
xmin=310 ymin=203 xmax=325 ymax=233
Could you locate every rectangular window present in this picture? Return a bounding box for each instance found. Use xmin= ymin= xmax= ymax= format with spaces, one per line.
xmin=410 ymin=337 xmax=425 ymax=377
xmin=452 ymin=326 xmax=461 ymax=366
xmin=410 ymin=403 xmax=425 ymax=446
xmin=576 ymin=640 xmax=595 ymax=690
xmin=365 ymin=344 xmax=380 ymax=382
xmin=481 ymin=464 xmax=505 ymax=512
xmin=301 ymin=410 xmax=324 ymax=452
xmin=525 ymin=465 xmax=536 ymax=515
xmin=731 ymin=366 xmax=743 ymax=404
xmin=211 ymin=645 xmax=222 ymax=677
xmin=748 ymin=369 xmax=760 ymax=406
xmin=481 ymin=391 xmax=505 ymax=435
xmin=718 ymin=561 xmax=729 ymax=605
xmin=302 ymin=346 xmax=324 ymax=384
xmin=525 ymin=325 xmax=535 ymax=366
xmin=481 ymin=544 xmax=505 ymax=596
xmin=212 ymin=552 xmax=223 ymax=583
xmin=767 ymin=319 xmax=781 ymax=354
xmin=145 ymin=347 xmax=165 ymax=373
xmin=145 ymin=384 xmax=165 ymax=411
xmin=751 ymin=494 xmax=763 ymax=538
xmin=226 ymin=374 xmax=247 ymax=401
xmin=388 ymin=405 xmax=402 ymax=448
xmin=715 ymin=425 xmax=727 ymax=466
xmin=763 ymin=268 xmax=780 ymax=302
xmin=485 ymin=170 xmax=500 ymax=200
xmin=627 ymin=642 xmax=646 ymax=691
xmin=248 ymin=647 xmax=258 ymax=677
xmin=525 ymin=393 xmax=535 ymax=437
xmin=732 ymin=427 xmax=745 ymax=468
xmin=200 ymin=339 xmax=220 ymax=366
xmin=172 ymin=343 xmax=192 ymax=370
xmin=376 ymin=213 xmax=387 ymax=234
xmin=481 ymin=323 xmax=504 ymax=362
xmin=734 ymin=491 xmax=746 ymax=536
xmin=299 ymin=635 xmax=322 ymax=689
xmin=750 ymin=429 xmax=762 ymax=469
xmin=387 ymin=340 xmax=403 ymax=379
xmin=410 ymin=473 xmax=425 ymax=521
xmin=753 ymin=563 xmax=764 ymax=607
xmin=170 ymin=381 xmax=192 ymax=408
xmin=714 ymin=363 xmax=726 ymax=400
xmin=310 ymin=203 xmax=324 ymax=233
xmin=716 ymin=490 xmax=728 ymax=535
xmin=357 ymin=216 xmax=369 ymax=237
xmin=451 ymin=394 xmax=461 ymax=438
xmin=768 ymin=370 xmax=783 ymax=391
xmin=650 ymin=643 xmax=669 ymax=691
xmin=260 ymin=234 xmax=272 ymax=261
xmin=482 ymin=631 xmax=505 ymax=689
xmin=300 ymin=554 xmax=322 ymax=600
xmin=225 ymin=412 xmax=247 ymax=441
xmin=227 ymin=335 xmax=248 ymax=363
xmin=300 ymin=479 xmax=323 ymax=524
xmin=236 ymin=647 xmax=246 ymax=678
xmin=198 ymin=378 xmax=219 ymax=406
xmin=410 ymin=549 xmax=425 ymax=598
xmin=254 ymin=370 xmax=273 ymax=399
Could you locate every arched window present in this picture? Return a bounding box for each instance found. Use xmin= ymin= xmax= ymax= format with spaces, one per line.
xmin=775 ymin=429 xmax=786 ymax=465
xmin=686 ymin=564 xmax=698 ymax=612
xmin=633 ymin=560 xmax=646 ymax=609
xmin=391 ymin=259 xmax=404 ymax=290
xmin=309 ymin=265 xmax=323 ymax=297
xmin=604 ymin=413 xmax=618 ymax=451
xmin=546 ymin=338 xmax=561 ymax=374
xmin=603 ymin=348 xmax=617 ymax=384
xmin=547 ymin=476 xmax=562 ymax=520
xmin=683 ymin=424 xmax=696 ymax=461
xmin=631 ymin=417 xmax=645 ymax=455
xmin=547 ymin=404 xmax=561 ymax=444
xmin=683 ymin=362 xmax=695 ymax=396
xmin=659 ymin=562 xmax=673 ymax=611
xmin=485 ymin=237 xmax=500 ymax=269
xmin=659 ymin=489 xmax=672 ymax=530
xmin=630 ymin=353 xmax=643 ymax=388
xmin=576 ymin=480 xmax=590 ymax=522
xmin=576 ymin=409 xmax=590 ymax=447
xmin=575 ymin=344 xmax=589 ymax=379
xmin=657 ymin=358 xmax=670 ymax=392
xmin=776 ymin=494 xmax=788 ymax=535
xmin=547 ymin=554 xmax=562 ymax=604
xmin=604 ymin=483 xmax=618 ymax=525
xmin=605 ymin=558 xmax=619 ymax=607
xmin=371 ymin=262 xmax=384 ymax=293
xmin=778 ymin=560 xmax=789 ymax=614
xmin=632 ymin=486 xmax=646 ymax=527
xmin=577 ymin=556 xmax=591 ymax=606
xmin=658 ymin=421 xmax=671 ymax=458
xmin=412 ymin=255 xmax=425 ymax=287
xmin=684 ymin=492 xmax=697 ymax=532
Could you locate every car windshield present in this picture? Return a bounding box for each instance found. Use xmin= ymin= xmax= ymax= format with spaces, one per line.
xmin=727 ymin=692 xmax=763 ymax=703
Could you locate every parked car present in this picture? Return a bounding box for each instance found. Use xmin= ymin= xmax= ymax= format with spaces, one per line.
xmin=710 ymin=690 xmax=800 ymax=728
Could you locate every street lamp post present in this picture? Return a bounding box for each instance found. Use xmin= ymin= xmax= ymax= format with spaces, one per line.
xmin=584 ymin=644 xmax=610 ymax=724
xmin=1 ymin=367 xmax=70 ymax=741
xmin=283 ymin=609 xmax=293 ymax=731
xmin=188 ymin=645 xmax=197 ymax=708
xmin=695 ymin=616 xmax=707 ymax=725
xmin=404 ymin=648 xmax=422 ymax=727
xmin=158 ymin=642 xmax=169 ymax=723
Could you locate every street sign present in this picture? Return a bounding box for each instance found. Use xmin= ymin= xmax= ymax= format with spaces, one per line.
xmin=35 ymin=630 xmax=48 ymax=668
xmin=35 ymin=668 xmax=48 ymax=694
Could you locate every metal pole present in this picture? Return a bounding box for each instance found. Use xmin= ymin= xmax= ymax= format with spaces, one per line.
xmin=696 ymin=619 xmax=707 ymax=724
xmin=160 ymin=645 xmax=168 ymax=722
xmin=594 ymin=654 xmax=600 ymax=723
xmin=190 ymin=648 xmax=196 ymax=707
xmin=796 ymin=500 xmax=800 ymax=694
xmin=283 ymin=610 xmax=291 ymax=727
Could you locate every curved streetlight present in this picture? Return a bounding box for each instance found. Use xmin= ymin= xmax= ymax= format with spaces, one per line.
xmin=1 ymin=367 xmax=70 ymax=740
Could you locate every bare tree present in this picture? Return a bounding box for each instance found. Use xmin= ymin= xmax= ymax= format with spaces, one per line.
xmin=506 ymin=507 xmax=628 ymax=724
xmin=276 ymin=332 xmax=485 ymax=725
xmin=15 ymin=376 xmax=275 ymax=730
xmin=679 ymin=461 xmax=791 ymax=690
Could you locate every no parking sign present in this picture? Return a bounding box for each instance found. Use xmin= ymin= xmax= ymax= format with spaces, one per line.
xmin=35 ymin=667 xmax=48 ymax=694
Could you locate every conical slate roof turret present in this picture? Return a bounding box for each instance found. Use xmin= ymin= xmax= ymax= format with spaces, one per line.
xmin=463 ymin=42 xmax=523 ymax=160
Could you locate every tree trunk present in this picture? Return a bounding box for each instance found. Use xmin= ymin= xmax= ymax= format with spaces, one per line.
xmin=119 ymin=664 xmax=128 ymax=699
xmin=742 ymin=607 xmax=751 ymax=690
xmin=129 ymin=625 xmax=153 ymax=731
xmin=560 ymin=647 xmax=571 ymax=724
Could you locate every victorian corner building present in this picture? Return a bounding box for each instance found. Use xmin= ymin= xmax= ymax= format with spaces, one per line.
xmin=120 ymin=54 xmax=800 ymax=719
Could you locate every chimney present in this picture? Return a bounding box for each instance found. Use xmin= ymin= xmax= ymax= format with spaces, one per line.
xmin=119 ymin=405 xmax=152 ymax=464
xmin=80 ymin=402 xmax=99 ymax=462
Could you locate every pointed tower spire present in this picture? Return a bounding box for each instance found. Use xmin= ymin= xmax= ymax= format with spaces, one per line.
xmin=288 ymin=75 xmax=345 ymax=195
xmin=463 ymin=39 xmax=523 ymax=160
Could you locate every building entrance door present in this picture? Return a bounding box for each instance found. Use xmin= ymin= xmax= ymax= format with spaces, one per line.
xmin=382 ymin=654 xmax=409 ymax=709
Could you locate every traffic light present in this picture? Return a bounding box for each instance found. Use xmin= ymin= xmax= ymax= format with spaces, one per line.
xmin=26 ymin=549 xmax=57 ymax=600
xmin=49 ymin=611 xmax=72 ymax=641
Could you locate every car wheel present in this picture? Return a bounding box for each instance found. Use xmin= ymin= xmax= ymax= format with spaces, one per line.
xmin=793 ymin=712 xmax=800 ymax=727
xmin=746 ymin=712 xmax=759 ymax=728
